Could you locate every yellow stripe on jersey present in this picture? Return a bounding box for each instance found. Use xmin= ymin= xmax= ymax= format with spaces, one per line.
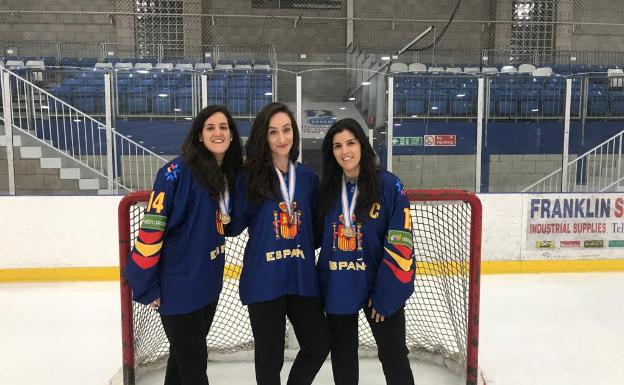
xmin=134 ymin=241 xmax=163 ymax=257
xmin=384 ymin=247 xmax=413 ymax=272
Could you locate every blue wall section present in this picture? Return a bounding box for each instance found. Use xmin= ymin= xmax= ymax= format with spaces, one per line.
xmin=115 ymin=119 xmax=253 ymax=154
xmin=391 ymin=120 xmax=624 ymax=156
xmin=392 ymin=121 xmax=478 ymax=155
xmin=15 ymin=117 xmax=622 ymax=157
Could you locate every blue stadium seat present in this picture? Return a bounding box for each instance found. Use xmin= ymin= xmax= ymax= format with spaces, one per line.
xmin=394 ymin=74 xmax=413 ymax=91
xmin=208 ymin=72 xmax=228 ymax=88
xmin=40 ymin=56 xmax=57 ymax=66
xmin=428 ymin=90 xmax=448 ymax=114
xmin=403 ymin=88 xmax=427 ymax=116
xmin=49 ymin=85 xmax=73 ymax=108
xmin=160 ymin=79 xmax=180 ymax=90
xmin=541 ymin=87 xmax=564 ymax=116
xmin=229 ymin=72 xmax=251 ymax=88
xmin=494 ymin=89 xmax=518 ymax=116
xmin=448 ymin=89 xmax=474 ymax=115
xmin=73 ymin=86 xmax=99 ymax=114
xmin=62 ymin=78 xmax=85 ymax=88
xmin=251 ymin=87 xmax=272 ymax=114
xmin=552 ymin=64 xmax=570 ymax=75
xmin=519 ymin=88 xmax=540 ymax=115
xmin=609 ymin=90 xmax=624 ymax=115
xmin=227 ymin=87 xmax=250 ymax=115
xmin=136 ymin=78 xmax=156 ymax=88
xmin=152 ymin=88 xmax=174 ymax=114
xmin=61 ymin=57 xmax=80 ymax=67
xmin=590 ymin=65 xmax=607 ymax=73
xmin=571 ymin=87 xmax=582 ymax=115
xmin=393 ymin=95 xmax=403 ymax=116
xmin=126 ymin=87 xmax=149 ymax=114
xmin=175 ymin=87 xmax=193 ymax=114
xmin=80 ymin=58 xmax=98 ymax=67
xmin=86 ymin=77 xmax=105 ymax=88
xmin=588 ymin=89 xmax=609 ymax=116
xmin=571 ymin=64 xmax=589 ymax=74
xmin=252 ymin=73 xmax=272 ymax=89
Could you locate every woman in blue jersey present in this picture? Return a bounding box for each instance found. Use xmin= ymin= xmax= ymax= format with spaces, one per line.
xmin=125 ymin=105 xmax=243 ymax=385
xmin=227 ymin=102 xmax=330 ymax=385
xmin=318 ymin=118 xmax=415 ymax=385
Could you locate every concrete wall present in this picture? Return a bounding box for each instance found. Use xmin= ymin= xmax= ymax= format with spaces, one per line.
xmin=0 ymin=2 xmax=117 ymax=58
xmin=1 ymin=0 xmax=623 ymax=61
xmin=488 ymin=154 xmax=564 ymax=193
xmin=392 ymin=155 xmax=476 ymax=191
xmin=277 ymin=65 xmax=348 ymax=102
xmin=353 ymin=0 xmax=496 ymax=52
xmin=391 ymin=154 xmax=573 ymax=193
xmin=570 ymin=0 xmax=624 ymax=52
xmin=202 ymin=0 xmax=346 ymax=56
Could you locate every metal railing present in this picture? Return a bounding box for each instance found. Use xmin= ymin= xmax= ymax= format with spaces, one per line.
xmin=522 ymin=129 xmax=624 ymax=192
xmin=0 ymin=64 xmax=167 ymax=193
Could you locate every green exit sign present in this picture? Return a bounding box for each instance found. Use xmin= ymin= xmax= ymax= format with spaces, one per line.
xmin=392 ymin=137 xmax=423 ymax=146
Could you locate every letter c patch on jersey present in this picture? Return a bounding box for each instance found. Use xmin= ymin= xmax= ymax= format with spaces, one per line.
xmin=369 ymin=202 xmax=381 ymax=219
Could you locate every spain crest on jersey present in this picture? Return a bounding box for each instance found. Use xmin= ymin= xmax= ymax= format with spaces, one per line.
xmin=332 ymin=214 xmax=363 ymax=252
xmin=272 ymin=201 xmax=301 ymax=239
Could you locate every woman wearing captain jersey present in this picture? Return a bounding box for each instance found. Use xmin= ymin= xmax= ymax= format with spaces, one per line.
xmin=318 ymin=118 xmax=416 ymax=385
xmin=227 ymin=102 xmax=330 ymax=385
xmin=125 ymin=106 xmax=243 ymax=385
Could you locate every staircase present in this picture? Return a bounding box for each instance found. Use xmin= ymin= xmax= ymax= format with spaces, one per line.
xmin=523 ymin=129 xmax=624 ymax=193
xmin=0 ymin=128 xmax=104 ymax=194
xmin=1 ymin=65 xmax=167 ymax=195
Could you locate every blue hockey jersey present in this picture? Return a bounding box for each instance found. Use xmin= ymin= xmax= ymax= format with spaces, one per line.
xmin=227 ymin=162 xmax=322 ymax=305
xmin=124 ymin=156 xmax=229 ymax=315
xmin=318 ymin=170 xmax=415 ymax=317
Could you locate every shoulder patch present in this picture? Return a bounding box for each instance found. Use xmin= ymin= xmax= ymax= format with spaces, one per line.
xmin=395 ymin=179 xmax=406 ymax=196
xmin=165 ymin=162 xmax=180 ymax=181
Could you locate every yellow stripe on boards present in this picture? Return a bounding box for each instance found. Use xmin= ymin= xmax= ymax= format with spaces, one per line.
xmin=2 ymin=260 xmax=623 ymax=283
xmin=481 ymin=259 xmax=624 ymax=274
xmin=384 ymin=247 xmax=413 ymax=272
xmin=0 ymin=267 xmax=120 ymax=283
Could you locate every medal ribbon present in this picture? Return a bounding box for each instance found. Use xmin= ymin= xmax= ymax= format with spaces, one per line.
xmin=275 ymin=162 xmax=296 ymax=221
xmin=341 ymin=175 xmax=358 ymax=232
xmin=219 ymin=181 xmax=230 ymax=218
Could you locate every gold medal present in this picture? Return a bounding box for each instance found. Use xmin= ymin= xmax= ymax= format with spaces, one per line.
xmin=220 ymin=213 xmax=231 ymax=225
xmin=344 ymin=227 xmax=354 ymax=237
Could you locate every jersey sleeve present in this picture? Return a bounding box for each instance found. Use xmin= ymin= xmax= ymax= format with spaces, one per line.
xmin=370 ymin=176 xmax=415 ymax=317
xmin=224 ymin=172 xmax=249 ymax=237
xmin=124 ymin=162 xmax=179 ymax=305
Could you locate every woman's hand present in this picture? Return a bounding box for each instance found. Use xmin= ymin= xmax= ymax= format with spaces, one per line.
xmin=368 ymin=299 xmax=385 ymax=323
xmin=149 ymin=298 xmax=161 ymax=310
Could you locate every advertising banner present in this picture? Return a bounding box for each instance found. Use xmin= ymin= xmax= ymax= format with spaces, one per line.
xmin=525 ymin=194 xmax=624 ymax=257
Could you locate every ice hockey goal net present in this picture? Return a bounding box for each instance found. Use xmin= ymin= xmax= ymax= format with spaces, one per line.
xmin=117 ymin=189 xmax=482 ymax=385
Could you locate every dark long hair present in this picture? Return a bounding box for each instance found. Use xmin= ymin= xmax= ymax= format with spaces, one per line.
xmin=319 ymin=118 xmax=379 ymax=220
xmin=180 ymin=105 xmax=243 ymax=199
xmin=244 ymin=102 xmax=300 ymax=205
